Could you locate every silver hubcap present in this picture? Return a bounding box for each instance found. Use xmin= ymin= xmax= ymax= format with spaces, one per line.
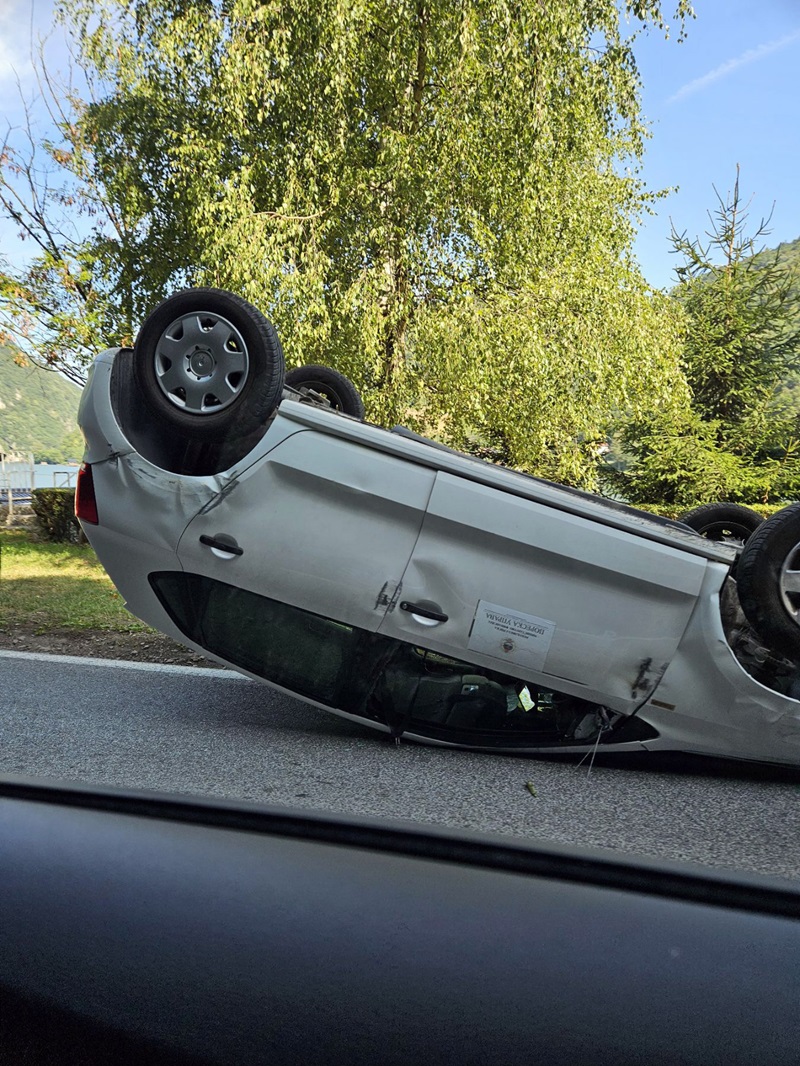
xmin=154 ymin=311 xmax=250 ymax=414
xmin=779 ymin=545 xmax=800 ymax=623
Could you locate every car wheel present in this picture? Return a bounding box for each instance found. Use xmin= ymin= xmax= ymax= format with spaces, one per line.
xmin=678 ymin=502 xmax=763 ymax=547
xmin=132 ymin=288 xmax=285 ymax=443
xmin=285 ymin=365 xmax=365 ymax=420
xmin=736 ymin=502 xmax=800 ymax=659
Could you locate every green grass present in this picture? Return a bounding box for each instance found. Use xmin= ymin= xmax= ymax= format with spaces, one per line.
xmin=0 ymin=529 xmax=152 ymax=633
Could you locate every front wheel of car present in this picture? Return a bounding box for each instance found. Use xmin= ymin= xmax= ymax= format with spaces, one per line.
xmin=132 ymin=288 xmax=285 ymax=443
xmin=284 ymin=365 xmax=366 ymax=420
xmin=678 ymin=502 xmax=763 ymax=547
xmin=736 ymin=502 xmax=800 ymax=659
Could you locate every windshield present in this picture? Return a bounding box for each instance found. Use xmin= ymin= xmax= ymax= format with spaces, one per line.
xmin=2 ymin=0 xmax=800 ymax=889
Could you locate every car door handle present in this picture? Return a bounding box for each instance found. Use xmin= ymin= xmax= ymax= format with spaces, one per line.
xmin=399 ymin=601 xmax=448 ymax=623
xmin=199 ymin=535 xmax=244 ymax=556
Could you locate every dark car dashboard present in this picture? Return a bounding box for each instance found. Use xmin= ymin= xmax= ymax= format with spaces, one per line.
xmin=2 ymin=776 xmax=799 ymax=1065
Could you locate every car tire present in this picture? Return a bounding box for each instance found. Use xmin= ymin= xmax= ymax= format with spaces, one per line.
xmin=678 ymin=502 xmax=763 ymax=546
xmin=285 ymin=364 xmax=365 ymax=420
xmin=132 ymin=288 xmax=285 ymax=443
xmin=736 ymin=502 xmax=800 ymax=659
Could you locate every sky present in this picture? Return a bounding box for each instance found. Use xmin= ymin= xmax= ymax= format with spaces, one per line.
xmin=0 ymin=0 xmax=798 ymax=290
xmin=630 ymin=0 xmax=800 ymax=287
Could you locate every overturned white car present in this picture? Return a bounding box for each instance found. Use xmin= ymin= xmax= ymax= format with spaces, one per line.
xmin=76 ymin=289 xmax=800 ymax=766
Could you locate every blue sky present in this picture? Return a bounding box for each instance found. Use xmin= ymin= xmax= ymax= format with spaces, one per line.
xmin=0 ymin=0 xmax=798 ymax=290
xmin=630 ymin=0 xmax=800 ymax=288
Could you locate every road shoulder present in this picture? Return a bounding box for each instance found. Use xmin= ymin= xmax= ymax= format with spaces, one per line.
xmin=0 ymin=623 xmax=218 ymax=668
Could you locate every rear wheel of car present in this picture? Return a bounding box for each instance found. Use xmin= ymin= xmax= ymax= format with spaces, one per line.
xmin=736 ymin=502 xmax=800 ymax=659
xmin=133 ymin=288 xmax=285 ymax=443
xmin=678 ymin=502 xmax=763 ymax=546
xmin=285 ymin=365 xmax=365 ymax=420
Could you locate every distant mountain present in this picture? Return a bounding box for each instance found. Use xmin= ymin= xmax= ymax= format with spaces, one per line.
xmin=772 ymin=237 xmax=800 ymax=300
xmin=0 ymin=347 xmax=83 ymax=463
xmin=773 ymin=236 xmax=800 ymax=266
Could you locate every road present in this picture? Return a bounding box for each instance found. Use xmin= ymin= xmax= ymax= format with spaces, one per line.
xmin=3 ymin=649 xmax=800 ymax=881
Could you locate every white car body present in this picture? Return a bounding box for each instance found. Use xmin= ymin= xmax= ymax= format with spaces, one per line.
xmin=78 ymin=347 xmax=800 ymax=765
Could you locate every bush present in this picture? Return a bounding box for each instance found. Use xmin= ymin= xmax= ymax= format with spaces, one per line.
xmin=31 ymin=488 xmax=82 ymax=542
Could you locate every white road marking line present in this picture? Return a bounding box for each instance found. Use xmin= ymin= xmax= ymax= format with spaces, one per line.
xmin=0 ymin=648 xmax=247 ymax=679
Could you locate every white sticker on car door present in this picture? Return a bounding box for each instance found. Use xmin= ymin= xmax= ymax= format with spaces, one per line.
xmin=468 ymin=600 xmax=556 ymax=671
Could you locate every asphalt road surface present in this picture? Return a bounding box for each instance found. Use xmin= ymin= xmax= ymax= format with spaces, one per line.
xmin=3 ymin=649 xmax=800 ymax=882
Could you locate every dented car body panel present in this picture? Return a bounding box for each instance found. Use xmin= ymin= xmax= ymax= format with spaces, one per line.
xmin=77 ymin=348 xmax=800 ymax=766
xmin=178 ymin=429 xmax=437 ymax=634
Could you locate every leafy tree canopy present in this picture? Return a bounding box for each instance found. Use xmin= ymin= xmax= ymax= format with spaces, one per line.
xmin=2 ymin=0 xmax=693 ymax=485
xmin=604 ymin=170 xmax=800 ymax=506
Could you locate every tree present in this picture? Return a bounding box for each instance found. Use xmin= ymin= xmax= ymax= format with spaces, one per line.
xmin=677 ymin=169 xmax=800 ymax=432
xmin=604 ymin=169 xmax=800 ymax=506
xmin=0 ymin=84 xmax=124 ymax=386
xmin=0 ymin=52 xmax=200 ymax=384
xmin=1 ymin=0 xmax=693 ymax=484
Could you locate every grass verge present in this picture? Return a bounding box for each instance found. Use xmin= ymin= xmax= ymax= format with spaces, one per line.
xmin=0 ymin=529 xmax=153 ymax=634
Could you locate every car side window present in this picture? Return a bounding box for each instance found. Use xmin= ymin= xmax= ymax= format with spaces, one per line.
xmin=149 ymin=572 xmax=662 ymax=749
xmin=150 ymin=572 xmax=393 ymax=712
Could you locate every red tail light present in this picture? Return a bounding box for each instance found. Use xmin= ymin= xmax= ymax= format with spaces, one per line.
xmin=75 ymin=462 xmax=99 ymax=524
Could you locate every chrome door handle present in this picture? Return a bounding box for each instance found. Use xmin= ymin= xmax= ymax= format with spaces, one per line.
xmin=399 ymin=601 xmax=448 ymax=623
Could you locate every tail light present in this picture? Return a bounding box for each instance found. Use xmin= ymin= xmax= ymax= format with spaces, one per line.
xmin=75 ymin=462 xmax=99 ymax=524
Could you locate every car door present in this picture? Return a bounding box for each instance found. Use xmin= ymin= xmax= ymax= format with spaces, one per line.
xmin=177 ymin=427 xmax=436 ymax=633
xmin=377 ymin=471 xmax=710 ymax=711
